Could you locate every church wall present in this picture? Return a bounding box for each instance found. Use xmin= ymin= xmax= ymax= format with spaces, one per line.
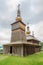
xmin=34 ymin=46 xmax=41 ymax=53
xmin=3 ymin=44 xmax=41 ymax=56
xmin=19 ymin=22 xmax=25 ymax=31
xmin=12 ymin=44 xmax=23 ymax=56
xmin=11 ymin=29 xmax=26 ymax=42
xmin=3 ymin=44 xmax=24 ymax=56
xmin=20 ymin=29 xmax=26 ymax=41
xmin=11 ymin=29 xmax=21 ymax=42
xmin=11 ymin=22 xmax=20 ymax=31
xmin=23 ymin=45 xmax=35 ymax=56
xmin=23 ymin=44 xmax=41 ymax=56
xmin=3 ymin=45 xmax=10 ymax=54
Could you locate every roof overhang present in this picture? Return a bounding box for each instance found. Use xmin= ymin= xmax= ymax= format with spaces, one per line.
xmin=3 ymin=41 xmax=41 ymax=46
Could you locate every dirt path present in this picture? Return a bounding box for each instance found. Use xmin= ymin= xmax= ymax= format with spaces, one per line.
xmin=0 ymin=56 xmax=8 ymax=61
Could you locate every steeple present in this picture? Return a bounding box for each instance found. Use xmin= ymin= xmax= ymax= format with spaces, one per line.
xmin=17 ymin=4 xmax=21 ymax=17
xmin=16 ymin=4 xmax=22 ymax=21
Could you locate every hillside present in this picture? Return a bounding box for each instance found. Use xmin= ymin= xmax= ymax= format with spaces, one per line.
xmin=0 ymin=52 xmax=43 ymax=65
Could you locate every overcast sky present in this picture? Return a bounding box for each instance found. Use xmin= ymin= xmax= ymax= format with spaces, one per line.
xmin=0 ymin=0 xmax=43 ymax=45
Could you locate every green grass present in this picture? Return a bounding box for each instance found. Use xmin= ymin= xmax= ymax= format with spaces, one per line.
xmin=0 ymin=52 xmax=43 ymax=65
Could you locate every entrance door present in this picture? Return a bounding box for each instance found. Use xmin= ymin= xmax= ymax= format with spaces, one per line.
xmin=10 ymin=46 xmax=12 ymax=54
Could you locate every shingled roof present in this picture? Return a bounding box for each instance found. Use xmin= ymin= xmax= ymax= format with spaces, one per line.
xmin=26 ymin=35 xmax=40 ymax=42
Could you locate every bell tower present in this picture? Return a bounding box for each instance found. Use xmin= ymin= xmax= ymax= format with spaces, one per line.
xmin=11 ymin=4 xmax=26 ymax=42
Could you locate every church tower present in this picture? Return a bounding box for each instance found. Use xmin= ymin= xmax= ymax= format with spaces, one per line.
xmin=11 ymin=4 xmax=26 ymax=42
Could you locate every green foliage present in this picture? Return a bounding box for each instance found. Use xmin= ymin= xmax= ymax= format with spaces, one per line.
xmin=41 ymin=42 xmax=43 ymax=50
xmin=0 ymin=52 xmax=43 ymax=65
xmin=0 ymin=49 xmax=3 ymax=54
xmin=41 ymin=42 xmax=43 ymax=46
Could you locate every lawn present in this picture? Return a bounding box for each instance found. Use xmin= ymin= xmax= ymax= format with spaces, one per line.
xmin=0 ymin=52 xmax=43 ymax=65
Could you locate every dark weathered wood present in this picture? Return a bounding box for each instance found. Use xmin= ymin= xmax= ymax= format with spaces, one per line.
xmin=3 ymin=44 xmax=41 ymax=56
xmin=11 ymin=21 xmax=26 ymax=42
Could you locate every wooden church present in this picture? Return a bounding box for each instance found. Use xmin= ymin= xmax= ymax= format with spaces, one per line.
xmin=3 ymin=4 xmax=41 ymax=56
